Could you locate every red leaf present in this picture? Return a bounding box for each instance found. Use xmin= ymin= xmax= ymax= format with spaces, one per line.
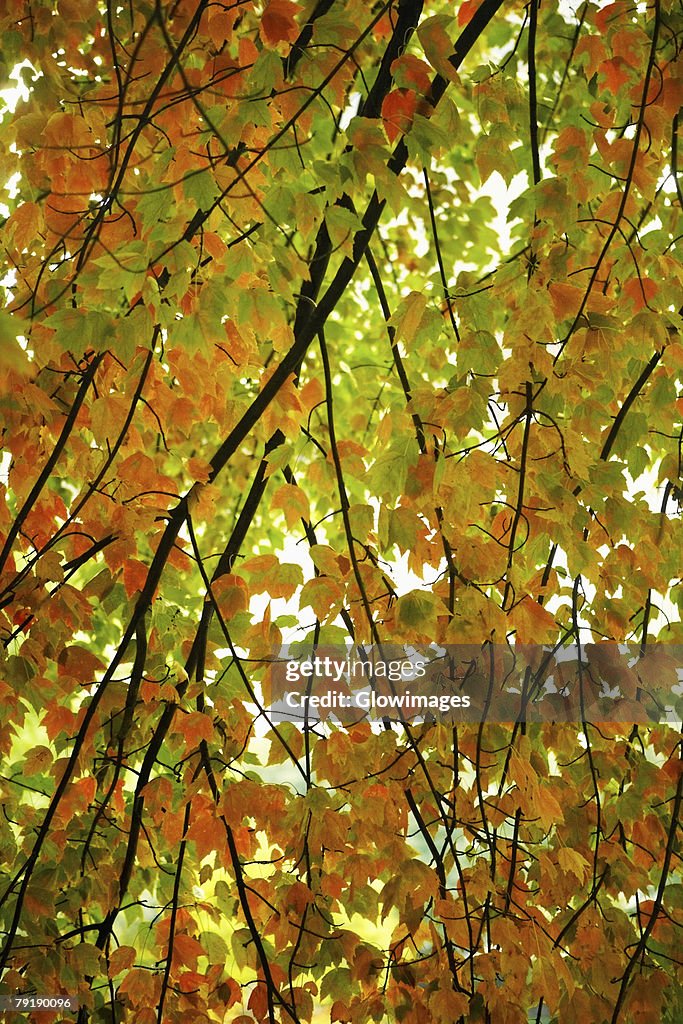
xmin=177 ymin=970 xmax=206 ymax=992
xmin=599 ymin=57 xmax=631 ymax=94
xmin=391 ymin=54 xmax=432 ymax=94
xmin=248 ymin=982 xmax=270 ymax=1022
xmin=458 ymin=1 xmax=479 ymax=27
xmin=43 ymin=705 xmax=78 ymax=742
xmin=595 ymin=2 xmax=624 ymax=33
xmin=123 ymin=559 xmax=148 ymax=597
xmin=381 ymin=89 xmax=417 ymax=143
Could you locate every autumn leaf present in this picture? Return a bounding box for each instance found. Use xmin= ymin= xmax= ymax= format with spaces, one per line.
xmin=247 ymin=982 xmax=270 ymax=1022
xmin=0 ymin=312 xmax=31 ymax=378
xmin=23 ymin=745 xmax=53 ymax=776
xmin=557 ymin=847 xmax=589 ymax=883
xmin=390 ymin=290 xmax=428 ymax=345
xmin=171 ymin=933 xmax=205 ymax=970
xmin=535 ymin=784 xmax=565 ymax=832
xmin=429 ymin=983 xmax=469 ymax=1021
xmin=381 ymin=89 xmax=418 ymax=143
xmin=118 ymin=969 xmax=159 ymax=1007
xmin=330 ymin=1000 xmax=352 ymax=1023
xmin=549 ymin=281 xmax=584 ymax=321
xmin=458 ymin=1 xmax=480 ymax=27
xmin=624 ymin=276 xmax=658 ymax=311
xmin=108 ymin=946 xmax=137 ymax=978
xmin=300 ymin=575 xmax=345 ymax=620
xmin=271 ymin=483 xmax=310 ymax=528
xmin=260 ymin=0 xmax=299 ymax=48
xmin=418 ymin=15 xmax=459 ymax=81
xmin=175 ymin=711 xmax=214 ymax=748
xmin=212 ymin=573 xmax=250 ymax=617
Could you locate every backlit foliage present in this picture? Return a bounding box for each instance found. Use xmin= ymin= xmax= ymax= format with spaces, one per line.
xmin=0 ymin=1 xmax=681 ymax=1022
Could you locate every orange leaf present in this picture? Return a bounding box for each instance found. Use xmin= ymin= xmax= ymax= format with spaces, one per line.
xmin=118 ymin=968 xmax=158 ymax=1006
xmin=599 ymin=57 xmax=631 ymax=94
xmin=43 ymin=705 xmax=78 ymax=742
xmin=177 ymin=711 xmax=214 ymax=747
xmin=429 ymin=982 xmax=470 ymax=1020
xmin=58 ymin=645 xmax=106 ymax=682
xmin=271 ymin=483 xmax=310 ymax=529
xmin=458 ymin=0 xmax=479 ymax=27
xmin=549 ymin=282 xmax=584 ymax=321
xmin=260 ymin=0 xmax=299 ymax=47
xmin=381 ymin=89 xmax=417 ymax=143
xmin=535 ymin=784 xmax=565 ymax=832
xmin=624 ymin=276 xmax=658 ymax=311
xmin=187 ymin=805 xmax=226 ymax=860
xmin=123 ymin=559 xmax=149 ymax=598
xmin=418 ymin=15 xmax=459 ymax=81
xmin=172 ymin=933 xmax=205 ymax=970
xmin=212 ymin=573 xmax=249 ymax=617
xmin=178 ymin=969 xmax=206 ymax=992
xmin=300 ymin=376 xmax=324 ymax=412
xmin=331 ymin=1001 xmax=352 ymax=1023
xmin=595 ymin=2 xmax=624 ymax=33
xmin=511 ymin=596 xmax=557 ymax=644
xmin=108 ymin=946 xmax=137 ymax=977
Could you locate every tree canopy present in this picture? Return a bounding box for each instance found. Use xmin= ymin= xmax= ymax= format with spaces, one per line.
xmin=0 ymin=1 xmax=681 ymax=1022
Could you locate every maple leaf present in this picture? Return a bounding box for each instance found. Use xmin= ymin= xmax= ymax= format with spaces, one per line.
xmin=330 ymin=1000 xmax=352 ymax=1022
xmin=271 ymin=482 xmax=310 ymax=528
xmin=624 ymin=276 xmax=658 ymax=311
xmin=171 ymin=933 xmax=205 ymax=971
xmin=212 ymin=573 xmax=250 ymax=617
xmin=557 ymin=847 xmax=589 ymax=883
xmin=107 ymin=946 xmax=137 ymax=978
xmin=381 ymin=89 xmax=418 ymax=143
xmin=260 ymin=0 xmax=299 ymax=48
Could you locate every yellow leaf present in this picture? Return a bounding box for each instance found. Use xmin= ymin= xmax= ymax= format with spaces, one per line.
xmin=535 ymin=784 xmax=565 ymax=832
xmin=0 ymin=312 xmax=31 ymax=378
xmin=429 ymin=982 xmax=469 ymax=1021
xmin=300 ymin=576 xmax=344 ymax=620
xmin=392 ymin=291 xmax=428 ymax=345
xmin=557 ymin=847 xmax=589 ymax=882
xmin=531 ymin=955 xmax=561 ymax=1013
